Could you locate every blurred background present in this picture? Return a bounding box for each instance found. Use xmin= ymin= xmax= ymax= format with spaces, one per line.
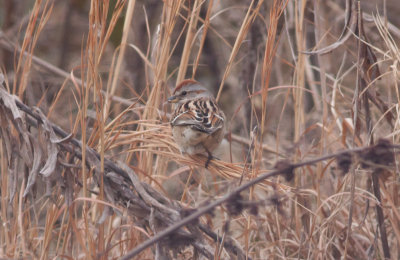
xmin=0 ymin=0 xmax=399 ymax=259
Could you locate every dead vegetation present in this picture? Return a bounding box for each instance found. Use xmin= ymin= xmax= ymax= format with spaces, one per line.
xmin=0 ymin=0 xmax=399 ymax=259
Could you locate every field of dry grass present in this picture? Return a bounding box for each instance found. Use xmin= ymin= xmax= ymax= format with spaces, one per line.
xmin=0 ymin=0 xmax=400 ymax=259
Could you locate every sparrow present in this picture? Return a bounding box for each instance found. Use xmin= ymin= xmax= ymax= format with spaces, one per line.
xmin=168 ymin=79 xmax=225 ymax=168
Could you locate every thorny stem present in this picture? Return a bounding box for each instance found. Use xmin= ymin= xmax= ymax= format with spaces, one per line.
xmin=121 ymin=145 xmax=396 ymax=259
xmin=372 ymin=170 xmax=391 ymax=259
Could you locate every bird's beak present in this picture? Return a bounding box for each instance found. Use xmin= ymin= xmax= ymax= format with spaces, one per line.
xmin=167 ymin=95 xmax=179 ymax=103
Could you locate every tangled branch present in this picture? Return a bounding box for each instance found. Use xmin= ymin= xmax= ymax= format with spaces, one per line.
xmin=0 ymin=78 xmax=397 ymax=259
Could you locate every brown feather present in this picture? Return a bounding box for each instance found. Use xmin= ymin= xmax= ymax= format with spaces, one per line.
xmin=173 ymin=79 xmax=199 ymax=94
xmin=171 ymin=98 xmax=224 ymax=132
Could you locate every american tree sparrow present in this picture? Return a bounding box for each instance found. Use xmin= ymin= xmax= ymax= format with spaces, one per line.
xmin=168 ymin=79 xmax=225 ymax=167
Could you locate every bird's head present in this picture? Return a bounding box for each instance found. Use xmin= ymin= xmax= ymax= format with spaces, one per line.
xmin=168 ymin=79 xmax=213 ymax=104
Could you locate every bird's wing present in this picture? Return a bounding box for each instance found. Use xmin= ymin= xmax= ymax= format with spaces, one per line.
xmin=170 ymin=98 xmax=225 ymax=135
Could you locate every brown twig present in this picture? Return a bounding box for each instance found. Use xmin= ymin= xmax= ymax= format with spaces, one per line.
xmin=121 ymin=141 xmax=398 ymax=259
xmin=1 ymin=82 xmax=398 ymax=259
xmin=0 ymin=85 xmax=243 ymax=259
xmin=372 ymin=170 xmax=391 ymax=259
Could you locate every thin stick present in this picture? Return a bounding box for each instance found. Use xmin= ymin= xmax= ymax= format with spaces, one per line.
xmin=119 ymin=144 xmax=387 ymax=259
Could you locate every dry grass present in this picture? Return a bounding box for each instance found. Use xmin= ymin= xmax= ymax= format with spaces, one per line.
xmin=0 ymin=0 xmax=400 ymax=259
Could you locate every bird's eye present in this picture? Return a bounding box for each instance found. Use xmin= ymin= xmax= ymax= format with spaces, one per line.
xmin=181 ymin=91 xmax=187 ymax=96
